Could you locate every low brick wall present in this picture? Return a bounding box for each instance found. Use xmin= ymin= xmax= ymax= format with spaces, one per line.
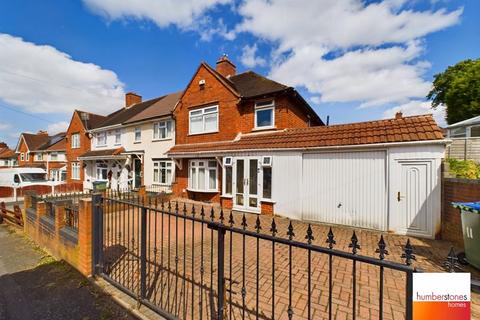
xmin=23 ymin=194 xmax=93 ymax=276
xmin=442 ymin=178 xmax=480 ymax=247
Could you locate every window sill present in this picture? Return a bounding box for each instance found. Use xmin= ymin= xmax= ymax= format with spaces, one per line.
xmin=188 ymin=131 xmax=219 ymax=136
xmin=152 ymin=138 xmax=173 ymax=142
xmin=252 ymin=126 xmax=277 ymax=132
xmin=261 ymin=198 xmax=275 ymax=204
xmin=186 ymin=188 xmax=218 ymax=193
xmin=220 ymin=194 xmax=233 ymax=199
xmin=134 ymin=141 xmax=142 ymax=144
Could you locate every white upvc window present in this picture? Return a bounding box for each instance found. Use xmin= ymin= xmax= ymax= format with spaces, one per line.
xmin=223 ymin=157 xmax=233 ymax=196
xmin=134 ymin=127 xmax=142 ymax=142
xmin=189 ymin=160 xmax=218 ymax=192
xmin=71 ymin=133 xmax=80 ymax=148
xmin=470 ymin=126 xmax=480 ymax=137
xmin=153 ymin=160 xmax=173 ymax=185
xmin=96 ymin=163 xmax=108 ymax=181
xmin=189 ymin=106 xmax=218 ymax=135
xmin=35 ymin=153 xmax=43 ymax=161
xmin=114 ymin=129 xmax=122 ymax=145
xmin=96 ymin=132 xmax=107 ymax=146
xmin=71 ymin=162 xmax=80 ymax=180
xmin=50 ymin=152 xmax=58 ymax=161
xmin=20 ymin=153 xmax=24 ymax=161
xmin=255 ymin=100 xmax=275 ymax=129
xmin=153 ymin=120 xmax=173 ymax=140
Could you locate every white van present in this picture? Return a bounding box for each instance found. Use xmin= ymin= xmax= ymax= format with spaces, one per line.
xmin=0 ymin=167 xmax=49 ymax=188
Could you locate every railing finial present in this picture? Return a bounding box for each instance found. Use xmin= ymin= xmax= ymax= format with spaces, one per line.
xmin=287 ymin=221 xmax=295 ymax=240
xmin=349 ymin=231 xmax=360 ymax=254
xmin=375 ymin=235 xmax=389 ymax=260
xmin=305 ymin=224 xmax=314 ymax=244
xmin=401 ymin=239 xmax=416 ymax=266
xmin=326 ymin=227 xmax=336 ymax=249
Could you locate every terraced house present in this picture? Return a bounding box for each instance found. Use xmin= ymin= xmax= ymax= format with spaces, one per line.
xmin=168 ymin=56 xmax=447 ymax=238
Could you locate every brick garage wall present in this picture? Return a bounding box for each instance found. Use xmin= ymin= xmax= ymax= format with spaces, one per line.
xmin=442 ymin=178 xmax=480 ymax=247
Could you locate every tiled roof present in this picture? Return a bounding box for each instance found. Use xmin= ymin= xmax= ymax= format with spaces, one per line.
xmin=168 ymin=114 xmax=445 ymax=155
xmin=45 ymin=137 xmax=66 ymax=151
xmin=0 ymin=148 xmax=16 ymax=159
xmin=97 ymin=97 xmax=165 ymax=128
xmin=75 ymin=110 xmax=107 ymax=130
xmin=79 ymin=147 xmax=125 ymax=158
xmin=229 ymin=71 xmax=289 ymax=98
xmin=124 ymin=91 xmax=182 ymax=124
xmin=22 ymin=133 xmax=51 ymax=151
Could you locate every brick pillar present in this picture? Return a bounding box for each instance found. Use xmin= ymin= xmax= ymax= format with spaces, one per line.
xmin=78 ymin=198 xmax=93 ymax=276
xmin=55 ymin=205 xmax=66 ymax=241
xmin=138 ymin=185 xmax=146 ymax=202
xmin=34 ymin=201 xmax=46 ymax=238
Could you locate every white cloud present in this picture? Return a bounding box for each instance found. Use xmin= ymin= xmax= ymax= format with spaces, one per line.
xmin=0 ymin=123 xmax=11 ymax=131
xmin=83 ymin=0 xmax=231 ymax=30
xmin=383 ymin=100 xmax=447 ymax=127
xmin=234 ymin=0 xmax=462 ymax=109
xmin=240 ymin=44 xmax=267 ymax=68
xmin=47 ymin=121 xmax=70 ymax=134
xmin=0 ymin=34 xmax=124 ymax=115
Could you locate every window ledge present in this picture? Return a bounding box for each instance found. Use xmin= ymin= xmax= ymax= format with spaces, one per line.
xmin=186 ymin=188 xmax=218 ymax=193
xmin=188 ymin=131 xmax=219 ymax=136
xmin=133 ymin=141 xmax=142 ymax=144
xmin=261 ymin=199 xmax=276 ymax=204
xmin=252 ymin=126 xmax=277 ymax=132
xmin=220 ymin=194 xmax=233 ymax=199
xmin=152 ymin=138 xmax=172 ymax=142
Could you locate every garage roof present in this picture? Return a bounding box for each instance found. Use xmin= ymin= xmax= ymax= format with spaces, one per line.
xmin=168 ymin=113 xmax=445 ymax=155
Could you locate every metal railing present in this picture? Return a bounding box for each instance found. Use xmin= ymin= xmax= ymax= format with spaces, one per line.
xmin=92 ymin=194 xmax=429 ymax=320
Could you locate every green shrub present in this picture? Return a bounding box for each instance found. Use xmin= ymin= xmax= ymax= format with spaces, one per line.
xmin=447 ymin=158 xmax=480 ymax=179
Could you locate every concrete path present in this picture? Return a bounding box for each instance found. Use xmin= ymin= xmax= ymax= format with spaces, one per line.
xmin=0 ymin=224 xmax=137 ymax=320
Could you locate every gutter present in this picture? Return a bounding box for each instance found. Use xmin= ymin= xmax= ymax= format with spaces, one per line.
xmin=167 ymin=139 xmax=449 ymax=158
xmin=88 ymin=123 xmax=123 ymax=133
xmin=78 ymin=155 xmax=128 ymax=161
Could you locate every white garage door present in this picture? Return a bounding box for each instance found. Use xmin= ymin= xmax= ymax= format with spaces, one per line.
xmin=302 ymin=151 xmax=387 ymax=230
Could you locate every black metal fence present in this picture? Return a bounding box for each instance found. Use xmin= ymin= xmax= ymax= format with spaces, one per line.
xmin=92 ymin=193 xmax=428 ymax=320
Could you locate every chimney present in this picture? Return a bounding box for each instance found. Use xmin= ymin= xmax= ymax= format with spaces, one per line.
xmin=0 ymin=142 xmax=7 ymax=148
xmin=37 ymin=130 xmax=48 ymax=136
xmin=395 ymin=111 xmax=403 ymax=119
xmin=125 ymin=92 xmax=142 ymax=108
xmin=216 ymin=54 xmax=236 ymax=78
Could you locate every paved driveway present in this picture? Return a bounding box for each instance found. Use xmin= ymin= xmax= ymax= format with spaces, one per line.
xmin=101 ymin=198 xmax=479 ymax=320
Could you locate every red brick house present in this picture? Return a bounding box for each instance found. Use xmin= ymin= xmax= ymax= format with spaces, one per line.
xmin=65 ymin=110 xmax=106 ymax=188
xmin=168 ymin=56 xmax=447 ymax=239
xmin=0 ymin=143 xmax=17 ymax=167
xmin=168 ymin=56 xmax=322 ymax=209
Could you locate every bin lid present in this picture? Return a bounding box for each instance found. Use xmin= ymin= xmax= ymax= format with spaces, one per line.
xmin=452 ymin=202 xmax=480 ymax=213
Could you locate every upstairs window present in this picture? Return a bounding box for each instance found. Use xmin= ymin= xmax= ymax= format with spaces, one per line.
xmin=189 ymin=106 xmax=218 ymax=135
xmin=71 ymin=162 xmax=80 ymax=180
xmin=134 ymin=127 xmax=142 ymax=142
xmin=114 ymin=129 xmax=122 ymax=145
xmin=50 ymin=152 xmax=58 ymax=161
xmin=71 ymin=133 xmax=80 ymax=148
xmin=153 ymin=120 xmax=173 ymax=140
xmin=255 ymin=100 xmax=275 ymax=129
xmin=35 ymin=153 xmax=43 ymax=161
xmin=96 ymin=132 xmax=107 ymax=146
xmin=20 ymin=153 xmax=24 ymax=161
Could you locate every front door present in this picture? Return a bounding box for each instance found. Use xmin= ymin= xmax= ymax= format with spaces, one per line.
xmin=391 ymin=160 xmax=434 ymax=238
xmin=134 ymin=158 xmax=142 ymax=189
xmin=233 ymin=157 xmax=261 ymax=213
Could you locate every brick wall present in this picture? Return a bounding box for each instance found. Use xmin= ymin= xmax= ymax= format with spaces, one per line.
xmin=66 ymin=112 xmax=91 ymax=184
xmin=442 ymin=178 xmax=480 ymax=247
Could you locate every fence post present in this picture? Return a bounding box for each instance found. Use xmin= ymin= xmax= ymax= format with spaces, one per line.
xmin=140 ymin=206 xmax=147 ymax=300
xmin=217 ymin=225 xmax=226 ymax=320
xmin=91 ymin=193 xmax=104 ymax=276
xmin=406 ymin=271 xmax=413 ymax=320
xmin=54 ymin=204 xmax=66 ymax=241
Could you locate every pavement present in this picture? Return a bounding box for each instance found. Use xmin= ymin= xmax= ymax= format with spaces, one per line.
xmin=0 ymin=224 xmax=137 ymax=320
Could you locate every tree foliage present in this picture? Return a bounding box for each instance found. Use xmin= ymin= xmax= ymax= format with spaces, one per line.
xmin=428 ymin=59 xmax=480 ymax=124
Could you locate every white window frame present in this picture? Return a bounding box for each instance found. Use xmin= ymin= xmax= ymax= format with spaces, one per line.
xmin=71 ymin=162 xmax=80 ymax=180
xmin=189 ymin=105 xmax=219 ymax=135
xmin=71 ymin=133 xmax=80 ymax=149
xmin=449 ymin=127 xmax=467 ymax=138
xmin=35 ymin=153 xmax=43 ymax=161
xmin=153 ymin=120 xmax=173 ymax=140
xmin=153 ymin=160 xmax=174 ymax=185
xmin=222 ymin=158 xmax=233 ymax=196
xmin=188 ymin=159 xmax=218 ymax=192
xmin=20 ymin=153 xmax=24 ymax=161
xmin=254 ymin=100 xmax=275 ymax=129
xmin=96 ymin=163 xmax=108 ymax=181
xmin=114 ymin=129 xmax=122 ymax=145
xmin=50 ymin=152 xmax=58 ymax=161
xmin=134 ymin=127 xmax=142 ymax=143
xmin=96 ymin=132 xmax=107 ymax=147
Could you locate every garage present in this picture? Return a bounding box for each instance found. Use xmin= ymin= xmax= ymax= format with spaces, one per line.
xmin=301 ymin=151 xmax=387 ymax=230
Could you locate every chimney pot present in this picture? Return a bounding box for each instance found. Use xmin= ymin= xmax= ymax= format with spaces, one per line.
xmin=395 ymin=112 xmax=403 ymax=119
xmin=125 ymin=92 xmax=142 ymax=108
xmin=216 ymin=54 xmax=236 ymax=78
xmin=37 ymin=130 xmax=48 ymax=136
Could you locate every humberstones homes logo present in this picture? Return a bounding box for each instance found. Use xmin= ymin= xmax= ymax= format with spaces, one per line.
xmin=413 ymin=273 xmax=470 ymax=320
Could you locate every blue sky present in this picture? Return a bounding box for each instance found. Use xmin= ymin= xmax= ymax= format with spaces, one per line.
xmin=0 ymin=0 xmax=478 ymax=147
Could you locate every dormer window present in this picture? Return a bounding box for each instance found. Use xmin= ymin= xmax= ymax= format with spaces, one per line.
xmin=255 ymin=100 xmax=275 ymax=129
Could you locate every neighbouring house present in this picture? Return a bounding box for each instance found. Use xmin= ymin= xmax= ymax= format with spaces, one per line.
xmin=15 ymin=131 xmax=68 ymax=182
xmin=168 ymin=56 xmax=447 ymax=238
xmin=0 ymin=143 xmax=17 ymax=167
xmin=79 ymin=91 xmax=180 ymax=191
xmin=445 ymin=115 xmax=480 ymax=161
xmin=65 ymin=110 xmax=107 ymax=188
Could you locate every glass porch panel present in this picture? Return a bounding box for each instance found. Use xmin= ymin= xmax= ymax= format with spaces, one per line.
xmin=236 ymin=159 xmax=244 ymax=206
xmin=249 ymin=159 xmax=258 ymax=195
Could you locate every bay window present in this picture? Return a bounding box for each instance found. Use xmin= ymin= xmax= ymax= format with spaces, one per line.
xmin=153 ymin=120 xmax=173 ymax=140
xmin=255 ymin=100 xmax=275 ymax=129
xmin=189 ymin=160 xmax=218 ymax=192
xmin=153 ymin=160 xmax=173 ymax=185
xmin=189 ymin=106 xmax=218 ymax=134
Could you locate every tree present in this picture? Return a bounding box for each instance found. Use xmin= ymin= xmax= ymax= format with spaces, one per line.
xmin=427 ymin=58 xmax=480 ymax=124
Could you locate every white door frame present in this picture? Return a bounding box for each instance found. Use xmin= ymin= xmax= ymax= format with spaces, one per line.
xmin=389 ymin=158 xmax=436 ymax=238
xmin=232 ymin=156 xmax=262 ymax=213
